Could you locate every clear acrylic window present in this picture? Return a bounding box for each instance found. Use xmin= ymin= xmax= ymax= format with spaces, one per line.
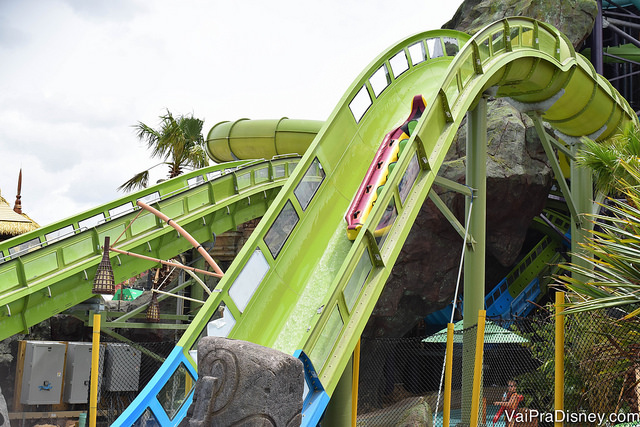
xmin=343 ymin=249 xmax=373 ymax=312
xmin=408 ymin=41 xmax=426 ymax=65
xmin=426 ymin=38 xmax=444 ymax=59
xmin=443 ymin=37 xmax=460 ymax=56
xmin=294 ymin=158 xmax=325 ymax=211
xmin=264 ymin=200 xmax=299 ymax=259
xmin=370 ymin=64 xmax=391 ymax=98
xmin=390 ymin=50 xmax=409 ymax=78
xmin=398 ymin=154 xmax=420 ymax=205
xmin=45 ymin=225 xmax=75 ymax=244
xmin=206 ymin=304 xmax=236 ymax=337
xmin=310 ymin=306 xmax=343 ymax=370
xmin=375 ymin=198 xmax=398 ymax=248
xmin=229 ymin=249 xmax=270 ymax=312
xmin=108 ymin=202 xmax=133 ymax=221
xmin=157 ymin=363 xmax=194 ymax=420
xmin=349 ymin=85 xmax=372 ymax=123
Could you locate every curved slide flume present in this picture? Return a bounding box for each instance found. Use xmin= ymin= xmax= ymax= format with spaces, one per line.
xmin=0 ymin=155 xmax=314 ymax=342
xmin=115 ymin=17 xmax=638 ymax=426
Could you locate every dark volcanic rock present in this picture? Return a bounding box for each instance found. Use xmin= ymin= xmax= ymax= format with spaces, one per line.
xmin=444 ymin=0 xmax=598 ymax=48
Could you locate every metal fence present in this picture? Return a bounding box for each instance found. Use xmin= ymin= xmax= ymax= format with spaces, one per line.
xmin=356 ymin=309 xmax=640 ymax=427
xmin=93 ymin=338 xmax=176 ymax=426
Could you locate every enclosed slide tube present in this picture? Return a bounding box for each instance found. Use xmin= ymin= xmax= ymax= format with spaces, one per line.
xmin=113 ymin=18 xmax=636 ymax=426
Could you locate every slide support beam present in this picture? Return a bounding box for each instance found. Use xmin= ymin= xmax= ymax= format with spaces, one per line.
xmin=462 ymin=95 xmax=488 ymax=425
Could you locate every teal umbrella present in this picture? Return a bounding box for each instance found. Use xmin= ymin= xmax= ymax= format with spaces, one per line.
xmin=422 ymin=320 xmax=528 ymax=344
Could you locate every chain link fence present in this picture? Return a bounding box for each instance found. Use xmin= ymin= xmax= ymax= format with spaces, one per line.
xmin=357 ymin=308 xmax=640 ymax=427
xmin=92 ymin=337 xmax=176 ymax=426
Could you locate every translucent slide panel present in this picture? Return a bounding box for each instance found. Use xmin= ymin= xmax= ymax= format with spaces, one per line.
xmin=229 ymin=249 xmax=269 ymax=312
xmin=343 ymin=248 xmax=373 ymax=312
xmin=310 ymin=305 xmax=343 ymax=371
xmin=408 ymin=41 xmax=427 ymax=65
xmin=264 ymin=200 xmax=299 ymax=259
xmin=443 ymin=37 xmax=460 ymax=56
xmin=349 ymin=85 xmax=372 ymax=123
xmin=206 ymin=304 xmax=236 ymax=337
xmin=398 ymin=154 xmax=420 ymax=205
xmin=389 ymin=50 xmax=409 ymax=78
xmin=370 ymin=64 xmax=391 ymax=98
xmin=426 ymin=37 xmax=444 ymax=58
xmin=294 ymin=158 xmax=325 ymax=211
xmin=158 ymin=363 xmax=194 ymax=420
xmin=375 ymin=198 xmax=398 ymax=248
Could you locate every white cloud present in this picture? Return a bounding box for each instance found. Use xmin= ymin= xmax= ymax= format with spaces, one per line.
xmin=0 ymin=0 xmax=464 ymax=226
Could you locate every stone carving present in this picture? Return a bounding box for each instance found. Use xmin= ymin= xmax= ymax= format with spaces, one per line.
xmin=180 ymin=337 xmax=303 ymax=427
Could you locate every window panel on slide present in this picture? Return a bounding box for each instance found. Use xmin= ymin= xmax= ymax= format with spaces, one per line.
xmin=443 ymin=37 xmax=459 ymax=56
xmin=229 ymin=248 xmax=270 ymax=312
xmin=408 ymin=41 xmax=427 ymax=65
xmin=310 ymin=305 xmax=343 ymax=371
xmin=398 ymin=154 xmax=420 ymax=205
xmin=370 ymin=64 xmax=391 ymax=98
xmin=264 ymin=201 xmax=299 ymax=259
xmin=426 ymin=37 xmax=444 ymax=59
xmin=374 ymin=198 xmax=398 ymax=248
xmin=294 ymin=158 xmax=325 ymax=211
xmin=343 ymin=248 xmax=373 ymax=312
xmin=389 ymin=50 xmax=409 ymax=78
xmin=349 ymin=85 xmax=372 ymax=123
xmin=157 ymin=363 xmax=194 ymax=420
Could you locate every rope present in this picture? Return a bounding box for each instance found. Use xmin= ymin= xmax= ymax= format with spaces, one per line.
xmin=434 ymin=189 xmax=475 ymax=416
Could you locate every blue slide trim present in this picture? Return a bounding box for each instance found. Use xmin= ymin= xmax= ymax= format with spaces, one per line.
xmin=113 ymin=346 xmax=197 ymax=427
xmin=294 ymin=349 xmax=331 ymax=427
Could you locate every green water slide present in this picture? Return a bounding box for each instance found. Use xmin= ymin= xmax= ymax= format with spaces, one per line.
xmin=0 ymin=150 xmax=322 ymax=340
xmin=1 ymin=16 xmax=637 ymax=426
xmin=116 ymin=17 xmax=637 ymax=426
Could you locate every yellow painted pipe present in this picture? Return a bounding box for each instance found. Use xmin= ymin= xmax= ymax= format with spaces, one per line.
xmin=444 ymin=323 xmax=455 ymax=427
xmin=555 ymin=292 xmax=565 ymax=427
xmin=351 ymin=339 xmax=361 ymax=427
xmin=470 ymin=310 xmax=486 ymax=427
xmin=89 ymin=313 xmax=101 ymax=427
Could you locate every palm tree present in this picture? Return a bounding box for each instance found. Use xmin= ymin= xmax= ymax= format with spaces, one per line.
xmin=576 ymin=122 xmax=640 ymax=198
xmin=118 ymin=110 xmax=209 ymax=192
xmin=555 ymin=159 xmax=640 ymax=318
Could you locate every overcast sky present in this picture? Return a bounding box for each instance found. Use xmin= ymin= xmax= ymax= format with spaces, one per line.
xmin=0 ymin=0 xmax=464 ymax=226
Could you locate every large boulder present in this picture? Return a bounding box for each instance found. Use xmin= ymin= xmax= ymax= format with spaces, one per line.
xmin=443 ymin=0 xmax=598 ymax=48
xmin=180 ymin=337 xmax=303 ymax=427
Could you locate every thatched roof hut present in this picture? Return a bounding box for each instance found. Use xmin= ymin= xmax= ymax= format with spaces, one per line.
xmin=0 ymin=177 xmax=40 ymax=240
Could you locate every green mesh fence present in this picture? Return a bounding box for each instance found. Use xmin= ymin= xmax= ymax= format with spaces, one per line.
xmin=357 ymin=310 xmax=640 ymax=427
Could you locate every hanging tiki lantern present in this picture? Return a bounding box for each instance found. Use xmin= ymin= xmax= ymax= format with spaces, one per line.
xmin=92 ymin=236 xmax=115 ymax=295
xmin=146 ymin=292 xmax=160 ymax=322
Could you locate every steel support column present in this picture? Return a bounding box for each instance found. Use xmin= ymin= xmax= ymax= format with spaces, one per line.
xmin=462 ymin=96 xmax=487 ymax=425
xmin=570 ymin=144 xmax=594 ymax=282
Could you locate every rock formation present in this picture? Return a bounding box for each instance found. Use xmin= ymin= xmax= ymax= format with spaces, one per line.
xmin=179 ymin=337 xmax=304 ymax=427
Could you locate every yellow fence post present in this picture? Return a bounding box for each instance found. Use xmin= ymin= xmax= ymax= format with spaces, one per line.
xmin=443 ymin=322 xmax=455 ymax=427
xmin=90 ymin=313 xmax=101 ymax=427
xmin=351 ymin=339 xmax=361 ymax=427
xmin=555 ymin=292 xmax=565 ymax=427
xmin=470 ymin=310 xmax=486 ymax=427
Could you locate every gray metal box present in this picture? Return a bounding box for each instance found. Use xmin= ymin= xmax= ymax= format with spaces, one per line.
xmin=103 ymin=343 xmax=141 ymax=392
xmin=20 ymin=341 xmax=66 ymax=405
xmin=63 ymin=342 xmax=104 ymax=404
